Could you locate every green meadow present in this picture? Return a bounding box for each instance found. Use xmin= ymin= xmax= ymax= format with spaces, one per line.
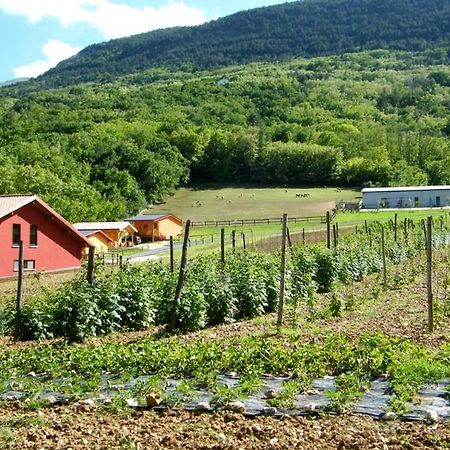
xmin=148 ymin=186 xmax=361 ymax=222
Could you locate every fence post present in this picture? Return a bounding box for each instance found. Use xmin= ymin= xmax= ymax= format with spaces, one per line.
xmin=14 ymin=241 xmax=24 ymax=341
xmin=333 ymin=224 xmax=337 ymax=248
xmin=381 ymin=226 xmax=387 ymax=287
xmin=426 ymin=216 xmax=434 ymax=333
xmin=170 ymin=236 xmax=174 ymax=272
xmin=170 ymin=219 xmax=191 ymax=330
xmin=277 ymin=214 xmax=288 ymax=328
xmin=232 ymin=230 xmax=236 ymax=250
xmin=302 ymin=228 xmax=305 ymax=245
xmin=326 ymin=211 xmax=331 ymax=249
xmin=242 ymin=233 xmax=246 ymax=250
xmin=87 ymin=246 xmax=95 ymax=285
xmin=221 ymin=228 xmax=225 ymax=266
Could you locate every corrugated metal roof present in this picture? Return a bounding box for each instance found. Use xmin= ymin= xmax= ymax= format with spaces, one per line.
xmin=362 ymin=185 xmax=450 ymax=193
xmin=0 ymin=195 xmax=36 ymax=219
xmin=74 ymin=221 xmax=137 ymax=232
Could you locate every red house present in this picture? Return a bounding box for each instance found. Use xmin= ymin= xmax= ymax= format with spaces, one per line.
xmin=0 ymin=195 xmax=92 ymax=278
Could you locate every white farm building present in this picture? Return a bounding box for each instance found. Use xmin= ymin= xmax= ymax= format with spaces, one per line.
xmin=361 ymin=186 xmax=450 ymax=209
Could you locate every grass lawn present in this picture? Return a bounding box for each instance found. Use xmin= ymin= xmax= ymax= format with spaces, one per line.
xmin=147 ymin=185 xmax=361 ymax=222
xmin=337 ymin=208 xmax=450 ymax=226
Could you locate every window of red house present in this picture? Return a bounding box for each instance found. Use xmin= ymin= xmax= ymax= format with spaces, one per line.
xmin=30 ymin=225 xmax=38 ymax=247
xmin=13 ymin=260 xmax=36 ymax=272
xmin=12 ymin=224 xmax=21 ymax=246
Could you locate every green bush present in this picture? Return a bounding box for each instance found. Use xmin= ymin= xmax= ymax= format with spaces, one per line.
xmin=312 ymin=246 xmax=337 ymax=293
xmin=227 ymin=252 xmax=270 ymax=319
xmin=113 ymin=264 xmax=157 ymax=330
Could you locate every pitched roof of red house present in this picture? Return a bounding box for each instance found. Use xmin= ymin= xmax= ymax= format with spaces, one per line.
xmin=0 ymin=194 xmax=92 ymax=247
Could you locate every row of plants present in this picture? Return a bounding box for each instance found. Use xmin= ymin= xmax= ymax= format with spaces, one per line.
xmin=0 ymin=252 xmax=279 ymax=342
xmin=0 ymin=331 xmax=449 ymax=414
xmin=0 ymin=218 xmax=447 ymax=342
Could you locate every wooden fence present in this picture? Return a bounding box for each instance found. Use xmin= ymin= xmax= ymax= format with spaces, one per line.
xmin=190 ymin=215 xmax=330 ymax=227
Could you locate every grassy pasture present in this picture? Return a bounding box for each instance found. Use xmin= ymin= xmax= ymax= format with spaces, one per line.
xmin=147 ymin=185 xmax=361 ymax=222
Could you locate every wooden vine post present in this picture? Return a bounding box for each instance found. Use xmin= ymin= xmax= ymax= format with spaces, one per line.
xmin=381 ymin=226 xmax=387 ymax=287
xmin=14 ymin=241 xmax=24 ymax=341
xmin=426 ymin=216 xmax=434 ymax=333
xmin=287 ymin=227 xmax=292 ymax=249
xmin=277 ymin=214 xmax=288 ymax=328
xmin=232 ymin=230 xmax=236 ymax=250
xmin=169 ymin=236 xmax=175 ymax=272
xmin=220 ymin=228 xmax=225 ymax=267
xmin=326 ymin=211 xmax=331 ymax=249
xmin=87 ymin=246 xmax=95 ymax=285
xmin=394 ymin=213 xmax=398 ymax=242
xmin=170 ymin=219 xmax=191 ymax=330
xmin=404 ymin=217 xmax=408 ymax=243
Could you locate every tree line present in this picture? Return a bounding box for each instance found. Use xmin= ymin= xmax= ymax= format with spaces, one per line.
xmin=0 ymin=49 xmax=449 ymax=221
xmin=33 ymin=0 xmax=450 ymax=88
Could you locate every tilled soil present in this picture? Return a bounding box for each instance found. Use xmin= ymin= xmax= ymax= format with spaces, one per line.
xmin=1 ymin=405 xmax=449 ymax=450
xmin=1 ymin=251 xmax=450 ymax=448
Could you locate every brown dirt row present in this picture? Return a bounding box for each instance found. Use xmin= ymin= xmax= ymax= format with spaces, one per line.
xmin=1 ymin=404 xmax=449 ymax=450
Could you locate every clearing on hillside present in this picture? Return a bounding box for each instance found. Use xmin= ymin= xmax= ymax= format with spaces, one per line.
xmin=148 ymin=186 xmax=360 ymax=221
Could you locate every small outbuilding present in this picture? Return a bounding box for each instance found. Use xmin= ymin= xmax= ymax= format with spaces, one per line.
xmin=0 ymin=195 xmax=92 ymax=278
xmin=362 ymin=185 xmax=450 ymax=209
xmin=74 ymin=222 xmax=137 ymax=247
xmin=127 ymin=214 xmax=183 ymax=241
xmin=79 ymin=230 xmax=113 ymax=255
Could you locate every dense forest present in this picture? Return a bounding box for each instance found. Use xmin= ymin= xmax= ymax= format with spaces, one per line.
xmin=1 ymin=48 xmax=449 ymax=221
xmin=34 ymin=0 xmax=450 ymax=88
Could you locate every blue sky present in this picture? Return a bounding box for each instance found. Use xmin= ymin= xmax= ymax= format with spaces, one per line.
xmin=0 ymin=0 xmax=290 ymax=83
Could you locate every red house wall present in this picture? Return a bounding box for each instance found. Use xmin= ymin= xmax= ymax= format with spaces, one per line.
xmin=0 ymin=203 xmax=85 ymax=278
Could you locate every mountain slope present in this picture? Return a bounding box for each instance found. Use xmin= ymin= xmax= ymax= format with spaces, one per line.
xmin=39 ymin=0 xmax=450 ymax=87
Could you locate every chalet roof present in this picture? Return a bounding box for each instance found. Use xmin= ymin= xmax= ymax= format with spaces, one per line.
xmin=127 ymin=214 xmax=174 ymax=221
xmin=0 ymin=194 xmax=92 ymax=247
xmin=362 ymin=185 xmax=450 ymax=194
xmin=79 ymin=229 xmax=114 ymax=242
xmin=74 ymin=221 xmax=138 ymax=233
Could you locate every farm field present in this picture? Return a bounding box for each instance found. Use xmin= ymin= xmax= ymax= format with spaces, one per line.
xmin=148 ymin=186 xmax=361 ymax=222
xmin=1 ymin=246 xmax=450 ymax=447
xmin=0 ymin=217 xmax=450 ymax=448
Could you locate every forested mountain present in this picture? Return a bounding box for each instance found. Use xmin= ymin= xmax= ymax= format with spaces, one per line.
xmin=37 ymin=0 xmax=450 ymax=87
xmin=1 ymin=49 xmax=450 ymax=221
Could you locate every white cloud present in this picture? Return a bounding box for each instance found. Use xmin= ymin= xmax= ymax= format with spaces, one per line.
xmin=0 ymin=0 xmax=208 ymax=39
xmin=13 ymin=40 xmax=81 ymax=78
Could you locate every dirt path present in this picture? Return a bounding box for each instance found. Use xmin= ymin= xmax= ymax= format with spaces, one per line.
xmin=1 ymin=405 xmax=449 ymax=449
